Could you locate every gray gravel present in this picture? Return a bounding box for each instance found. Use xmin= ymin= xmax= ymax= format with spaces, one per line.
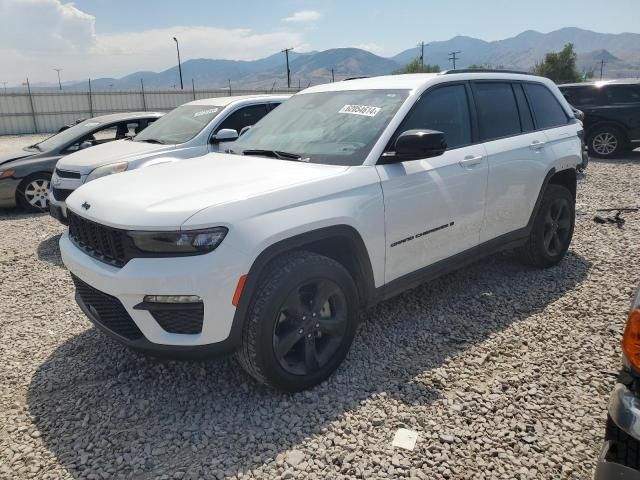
xmin=1 ymin=134 xmax=639 ymax=479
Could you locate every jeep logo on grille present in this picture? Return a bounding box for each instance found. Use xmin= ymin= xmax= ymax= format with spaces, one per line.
xmin=81 ymin=202 xmax=91 ymax=210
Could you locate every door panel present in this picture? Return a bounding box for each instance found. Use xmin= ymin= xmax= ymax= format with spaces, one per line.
xmin=378 ymin=145 xmax=488 ymax=283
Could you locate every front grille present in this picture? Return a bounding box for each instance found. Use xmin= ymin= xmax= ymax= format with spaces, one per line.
xmin=604 ymin=415 xmax=640 ymax=470
xmin=55 ymin=168 xmax=81 ymax=179
xmin=72 ymin=275 xmax=143 ymax=341
xmin=68 ymin=211 xmax=127 ymax=267
xmin=52 ymin=187 xmax=74 ymax=201
xmin=150 ymin=305 xmax=204 ymax=334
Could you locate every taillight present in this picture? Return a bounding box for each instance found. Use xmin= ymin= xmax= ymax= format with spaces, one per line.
xmin=621 ymin=289 xmax=640 ymax=369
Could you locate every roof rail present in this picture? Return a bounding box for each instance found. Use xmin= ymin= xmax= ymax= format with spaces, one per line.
xmin=441 ymin=68 xmax=536 ymax=76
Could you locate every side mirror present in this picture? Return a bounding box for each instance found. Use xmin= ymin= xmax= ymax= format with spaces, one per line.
xmin=211 ymin=128 xmax=239 ymax=144
xmin=79 ymin=141 xmax=93 ymax=150
xmin=381 ymin=129 xmax=447 ymax=163
xmin=239 ymin=125 xmax=252 ymax=137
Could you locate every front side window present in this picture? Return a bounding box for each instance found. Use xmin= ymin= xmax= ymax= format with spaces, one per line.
xmin=561 ymin=86 xmax=601 ymax=107
xmin=216 ymin=105 xmax=269 ymax=133
xmin=473 ymin=82 xmax=521 ymax=141
xmin=231 ymin=89 xmax=409 ymax=166
xmin=397 ymin=84 xmax=471 ymax=149
xmin=604 ymin=85 xmax=640 ymax=104
xmin=135 ymin=105 xmax=223 ymax=144
xmin=523 ymin=83 xmax=569 ymax=129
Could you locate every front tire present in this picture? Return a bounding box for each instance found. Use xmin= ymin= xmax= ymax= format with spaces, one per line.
xmin=589 ymin=126 xmax=625 ymax=158
xmin=16 ymin=173 xmax=52 ymax=212
xmin=236 ymin=251 xmax=359 ymax=391
xmin=516 ymin=184 xmax=575 ymax=268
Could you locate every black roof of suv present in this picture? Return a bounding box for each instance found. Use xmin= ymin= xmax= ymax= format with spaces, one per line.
xmin=559 ymin=79 xmax=640 ymax=158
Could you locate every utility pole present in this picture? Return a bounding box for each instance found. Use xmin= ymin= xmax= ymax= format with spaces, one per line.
xmin=53 ymin=68 xmax=63 ymax=90
xmin=448 ymin=51 xmax=461 ymax=70
xmin=598 ymin=59 xmax=607 ymax=80
xmin=173 ymin=37 xmax=184 ymax=90
xmin=418 ymin=41 xmax=429 ymax=72
xmin=1 ymin=82 xmax=7 ymax=94
xmin=282 ymin=47 xmax=294 ymax=88
xmin=331 ymin=68 xmax=335 ymax=83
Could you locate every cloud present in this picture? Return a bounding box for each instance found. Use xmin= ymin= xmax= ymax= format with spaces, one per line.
xmin=355 ymin=43 xmax=386 ymax=55
xmin=0 ymin=0 xmax=303 ymax=85
xmin=282 ymin=10 xmax=322 ymax=23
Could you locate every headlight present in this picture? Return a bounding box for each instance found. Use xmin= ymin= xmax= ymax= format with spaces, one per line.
xmin=128 ymin=227 xmax=228 ymax=254
xmin=85 ymin=161 xmax=128 ymax=183
xmin=0 ymin=169 xmax=15 ymax=178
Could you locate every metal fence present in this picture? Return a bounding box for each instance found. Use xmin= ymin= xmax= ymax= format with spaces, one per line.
xmin=0 ymin=88 xmax=301 ymax=135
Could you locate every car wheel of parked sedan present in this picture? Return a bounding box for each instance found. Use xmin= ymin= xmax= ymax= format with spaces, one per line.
xmin=589 ymin=126 xmax=625 ymax=158
xmin=236 ymin=251 xmax=359 ymax=391
xmin=516 ymin=184 xmax=575 ymax=268
xmin=17 ymin=173 xmax=52 ymax=212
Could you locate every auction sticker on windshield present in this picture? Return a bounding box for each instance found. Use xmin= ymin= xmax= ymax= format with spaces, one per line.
xmin=339 ymin=105 xmax=381 ymax=117
xmin=194 ymin=108 xmax=219 ymax=118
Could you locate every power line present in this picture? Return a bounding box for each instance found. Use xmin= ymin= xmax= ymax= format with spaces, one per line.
xmin=418 ymin=41 xmax=429 ymax=71
xmin=448 ymin=51 xmax=461 ymax=70
xmin=598 ymin=59 xmax=607 ymax=80
xmin=281 ymin=47 xmax=294 ymax=88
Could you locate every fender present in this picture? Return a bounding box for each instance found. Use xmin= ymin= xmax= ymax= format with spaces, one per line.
xmin=226 ymin=224 xmax=377 ymax=348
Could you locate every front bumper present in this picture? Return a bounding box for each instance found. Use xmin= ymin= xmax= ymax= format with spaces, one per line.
xmin=60 ymin=231 xmax=249 ymax=356
xmin=595 ymin=383 xmax=640 ymax=479
xmin=0 ymin=177 xmax=20 ymax=208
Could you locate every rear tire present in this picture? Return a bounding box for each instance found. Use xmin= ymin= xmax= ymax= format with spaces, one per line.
xmin=588 ymin=126 xmax=625 ymax=158
xmin=516 ymin=184 xmax=575 ymax=268
xmin=235 ymin=251 xmax=359 ymax=391
xmin=16 ymin=173 xmax=52 ymax=212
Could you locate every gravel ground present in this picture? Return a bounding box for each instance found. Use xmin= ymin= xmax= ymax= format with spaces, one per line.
xmin=1 ymin=133 xmax=639 ymax=479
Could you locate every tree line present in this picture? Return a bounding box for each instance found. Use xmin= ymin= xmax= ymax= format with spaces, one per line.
xmin=395 ymin=43 xmax=591 ymax=84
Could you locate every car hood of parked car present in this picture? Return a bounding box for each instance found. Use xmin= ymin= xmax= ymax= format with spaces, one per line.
xmin=66 ymin=153 xmax=351 ymax=230
xmin=57 ymin=139 xmax=175 ymax=174
xmin=0 ymin=150 xmax=37 ymax=167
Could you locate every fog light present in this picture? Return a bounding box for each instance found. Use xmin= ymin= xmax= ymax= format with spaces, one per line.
xmin=144 ymin=295 xmax=202 ymax=304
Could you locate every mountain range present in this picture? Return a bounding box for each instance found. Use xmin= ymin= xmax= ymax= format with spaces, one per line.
xmin=59 ymin=27 xmax=640 ymax=90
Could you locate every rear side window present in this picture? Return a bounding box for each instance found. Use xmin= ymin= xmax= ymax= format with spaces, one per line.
xmin=560 ymin=86 xmax=601 ymax=107
xmin=472 ymin=82 xmax=521 ymax=141
xmin=400 ymin=84 xmax=471 ymax=149
xmin=513 ymin=84 xmax=534 ymax=133
xmin=524 ymin=83 xmax=569 ymax=129
xmin=604 ymin=85 xmax=640 ymax=104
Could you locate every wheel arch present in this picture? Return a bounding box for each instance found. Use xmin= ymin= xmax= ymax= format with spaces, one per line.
xmin=228 ymin=225 xmax=376 ymax=349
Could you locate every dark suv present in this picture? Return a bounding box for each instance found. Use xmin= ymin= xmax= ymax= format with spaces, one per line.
xmin=559 ymin=80 xmax=640 ymax=158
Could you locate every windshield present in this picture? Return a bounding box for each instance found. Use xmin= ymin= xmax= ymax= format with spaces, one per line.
xmin=231 ymin=89 xmax=409 ymax=166
xmin=34 ymin=120 xmax=104 ymax=152
xmin=135 ymin=104 xmax=223 ymax=144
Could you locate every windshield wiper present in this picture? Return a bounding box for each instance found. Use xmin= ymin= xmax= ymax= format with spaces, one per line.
xmin=26 ymin=144 xmax=42 ymax=151
xmin=241 ymin=149 xmax=307 ymax=162
xmin=138 ymin=138 xmax=165 ymax=144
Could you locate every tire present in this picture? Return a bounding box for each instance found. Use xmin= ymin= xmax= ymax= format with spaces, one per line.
xmin=16 ymin=173 xmax=52 ymax=212
xmin=235 ymin=251 xmax=359 ymax=391
xmin=588 ymin=126 xmax=626 ymax=158
xmin=516 ymin=184 xmax=575 ymax=268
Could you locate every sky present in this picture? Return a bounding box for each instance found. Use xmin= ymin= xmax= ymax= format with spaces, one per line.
xmin=1 ymin=0 xmax=639 ymax=85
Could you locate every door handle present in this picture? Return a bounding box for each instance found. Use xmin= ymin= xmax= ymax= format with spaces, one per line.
xmin=459 ymin=155 xmax=483 ymax=167
xmin=529 ymin=140 xmax=546 ymax=150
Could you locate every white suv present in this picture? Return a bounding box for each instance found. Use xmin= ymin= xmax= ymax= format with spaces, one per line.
xmin=49 ymin=95 xmax=289 ymax=222
xmin=60 ymin=72 xmax=582 ymax=391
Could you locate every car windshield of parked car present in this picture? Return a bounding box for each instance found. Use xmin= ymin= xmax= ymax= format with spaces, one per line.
xmin=231 ymin=89 xmax=409 ymax=166
xmin=33 ymin=121 xmax=104 ymax=152
xmin=134 ymin=105 xmax=223 ymax=145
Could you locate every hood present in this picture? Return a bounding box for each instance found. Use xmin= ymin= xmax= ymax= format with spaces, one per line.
xmin=0 ymin=150 xmax=36 ymax=167
xmin=66 ymin=153 xmax=349 ymax=230
xmin=57 ymin=139 xmax=174 ymax=174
